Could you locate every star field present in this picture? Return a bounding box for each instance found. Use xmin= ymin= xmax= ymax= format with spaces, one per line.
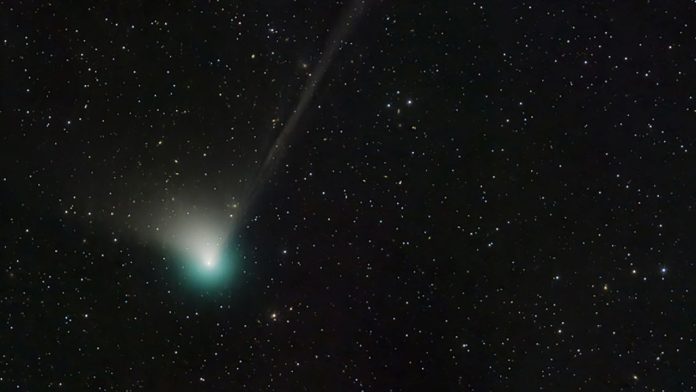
xmin=2 ymin=1 xmax=696 ymax=390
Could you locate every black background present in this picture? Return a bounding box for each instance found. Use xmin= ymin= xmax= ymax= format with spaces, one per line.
xmin=2 ymin=1 xmax=695 ymax=390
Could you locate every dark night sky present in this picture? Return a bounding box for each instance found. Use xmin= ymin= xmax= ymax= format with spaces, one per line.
xmin=2 ymin=1 xmax=696 ymax=390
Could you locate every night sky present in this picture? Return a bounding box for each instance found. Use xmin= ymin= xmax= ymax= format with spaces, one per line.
xmin=2 ymin=1 xmax=696 ymax=390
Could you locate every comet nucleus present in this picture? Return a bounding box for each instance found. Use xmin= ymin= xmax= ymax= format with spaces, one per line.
xmin=161 ymin=213 xmax=236 ymax=288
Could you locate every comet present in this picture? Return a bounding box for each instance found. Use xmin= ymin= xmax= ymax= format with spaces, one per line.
xmin=243 ymin=0 xmax=369 ymax=208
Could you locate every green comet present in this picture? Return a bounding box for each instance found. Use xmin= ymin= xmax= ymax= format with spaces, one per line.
xmin=179 ymin=242 xmax=236 ymax=288
xmin=161 ymin=214 xmax=237 ymax=290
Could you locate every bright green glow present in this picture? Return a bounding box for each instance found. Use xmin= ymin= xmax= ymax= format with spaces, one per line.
xmin=160 ymin=213 xmax=237 ymax=289
xmin=179 ymin=243 xmax=235 ymax=288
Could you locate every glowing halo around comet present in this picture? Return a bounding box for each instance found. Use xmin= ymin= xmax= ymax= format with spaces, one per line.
xmin=160 ymin=213 xmax=236 ymax=288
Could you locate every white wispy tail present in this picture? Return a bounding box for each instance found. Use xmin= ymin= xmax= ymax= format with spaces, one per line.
xmin=245 ymin=0 xmax=369 ymax=205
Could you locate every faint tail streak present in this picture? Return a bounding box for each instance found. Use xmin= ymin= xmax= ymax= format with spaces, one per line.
xmin=245 ymin=0 xmax=368 ymax=205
